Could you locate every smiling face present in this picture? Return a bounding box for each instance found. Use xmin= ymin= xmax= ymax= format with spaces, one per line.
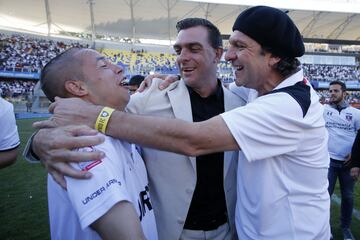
xmin=74 ymin=49 xmax=129 ymax=110
xmin=173 ymin=25 xmax=222 ymax=95
xmin=225 ymin=30 xmax=275 ymax=93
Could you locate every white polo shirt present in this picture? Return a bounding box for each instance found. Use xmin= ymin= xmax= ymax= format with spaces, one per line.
xmin=48 ymin=135 xmax=158 ymax=240
xmin=324 ymin=103 xmax=360 ymax=161
xmin=222 ymin=70 xmax=330 ymax=239
xmin=0 ymin=97 xmax=20 ymax=151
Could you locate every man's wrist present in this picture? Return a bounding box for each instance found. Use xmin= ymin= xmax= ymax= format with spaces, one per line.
xmin=91 ymin=105 xmax=105 ymax=129
xmin=95 ymin=107 xmax=115 ymax=134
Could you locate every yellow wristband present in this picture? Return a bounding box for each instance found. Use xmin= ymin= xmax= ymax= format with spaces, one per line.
xmin=95 ymin=107 xmax=115 ymax=134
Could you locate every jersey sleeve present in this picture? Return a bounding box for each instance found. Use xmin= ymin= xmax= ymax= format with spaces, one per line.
xmin=65 ymin=143 xmax=132 ymax=229
xmin=220 ymin=93 xmax=304 ymax=162
xmin=0 ymin=101 xmax=20 ymax=151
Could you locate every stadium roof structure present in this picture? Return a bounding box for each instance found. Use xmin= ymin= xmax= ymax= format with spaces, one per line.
xmin=0 ymin=0 xmax=359 ymax=44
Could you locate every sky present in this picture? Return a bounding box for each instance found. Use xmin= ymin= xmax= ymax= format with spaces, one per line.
xmin=185 ymin=0 xmax=360 ymax=13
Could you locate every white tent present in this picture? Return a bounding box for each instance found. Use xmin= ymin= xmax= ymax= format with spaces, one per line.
xmin=0 ymin=0 xmax=359 ymax=42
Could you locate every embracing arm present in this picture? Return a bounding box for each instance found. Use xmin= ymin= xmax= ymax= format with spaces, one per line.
xmin=0 ymin=147 xmax=18 ymax=168
xmin=105 ymin=110 xmax=239 ymax=156
xmin=36 ymin=98 xmax=239 ymax=156
xmin=91 ymin=201 xmax=145 ymax=240
xmin=36 ymin=97 xmax=239 ymax=156
xmin=31 ymin=97 xmax=239 ymax=181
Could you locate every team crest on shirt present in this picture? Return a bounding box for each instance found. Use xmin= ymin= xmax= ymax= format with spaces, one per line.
xmin=346 ymin=113 xmax=353 ymax=122
xmin=76 ymin=146 xmax=102 ymax=171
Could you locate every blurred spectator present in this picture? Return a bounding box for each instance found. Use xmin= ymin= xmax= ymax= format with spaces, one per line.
xmin=26 ymin=95 xmax=33 ymax=112
xmin=127 ymin=75 xmax=144 ymax=94
xmin=0 ymin=80 xmax=36 ymax=98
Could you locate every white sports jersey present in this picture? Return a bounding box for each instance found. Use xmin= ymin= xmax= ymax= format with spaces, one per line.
xmin=48 ymin=135 xmax=158 ymax=240
xmin=0 ymin=97 xmax=20 ymax=151
xmin=222 ymin=70 xmax=330 ymax=239
xmin=324 ymin=104 xmax=360 ymax=161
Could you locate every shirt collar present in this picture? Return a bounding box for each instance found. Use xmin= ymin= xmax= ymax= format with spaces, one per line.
xmin=187 ymin=79 xmax=223 ymax=101
xmin=330 ymin=101 xmax=349 ymax=110
xmin=247 ymin=69 xmax=304 ymax=103
xmin=273 ymin=68 xmax=304 ymax=91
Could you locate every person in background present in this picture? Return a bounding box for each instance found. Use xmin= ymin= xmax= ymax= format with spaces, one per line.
xmin=127 ymin=74 xmax=145 ymax=94
xmin=0 ymin=96 xmax=20 ymax=168
xmin=350 ymin=130 xmax=360 ymax=181
xmin=324 ymin=80 xmax=360 ymax=240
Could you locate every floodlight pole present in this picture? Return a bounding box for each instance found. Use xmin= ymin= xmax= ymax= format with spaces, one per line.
xmin=44 ymin=0 xmax=52 ymax=37
xmin=88 ymin=0 xmax=96 ymax=48
xmin=166 ymin=0 xmax=178 ymax=43
xmin=167 ymin=0 xmax=171 ymax=42
xmin=129 ymin=0 xmax=138 ymax=44
xmin=205 ymin=3 xmax=210 ymax=19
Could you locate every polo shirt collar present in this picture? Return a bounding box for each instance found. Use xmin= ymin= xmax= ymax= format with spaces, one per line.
xmin=186 ymin=79 xmax=223 ymax=101
xmin=273 ymin=68 xmax=304 ymax=91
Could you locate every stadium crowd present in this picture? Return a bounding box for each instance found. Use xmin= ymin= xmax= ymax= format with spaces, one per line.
xmin=0 ymin=80 xmax=35 ymax=98
xmin=1 ymin=32 xmax=360 ymax=105
xmin=0 ymin=33 xmax=88 ymax=72
xmin=303 ymin=63 xmax=360 ymax=82
xmin=1 ymin=32 xmax=359 ymax=83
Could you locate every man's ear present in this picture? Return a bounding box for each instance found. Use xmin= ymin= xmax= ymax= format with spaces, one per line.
xmin=268 ymin=54 xmax=281 ymax=67
xmin=64 ymin=80 xmax=88 ymax=97
xmin=214 ymin=48 xmax=224 ymax=64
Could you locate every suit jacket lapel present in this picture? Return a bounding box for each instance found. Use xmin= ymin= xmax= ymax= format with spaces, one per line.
xmin=167 ymin=80 xmax=197 ymax=171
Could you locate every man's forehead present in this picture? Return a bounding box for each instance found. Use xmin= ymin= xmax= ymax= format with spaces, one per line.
xmin=175 ymin=26 xmax=209 ymax=45
xmin=228 ymin=31 xmax=249 ymax=43
xmin=329 ymin=85 xmax=342 ymax=90
xmin=96 ymin=56 xmax=106 ymax=62
xmin=75 ymin=49 xmax=103 ymax=64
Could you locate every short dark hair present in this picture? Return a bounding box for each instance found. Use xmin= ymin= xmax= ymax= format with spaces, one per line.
xmin=260 ymin=47 xmax=301 ymax=78
xmin=329 ymin=80 xmax=347 ymax=91
xmin=176 ymin=18 xmax=222 ymax=49
xmin=129 ymin=75 xmax=145 ymax=87
xmin=40 ymin=47 xmax=84 ymax=102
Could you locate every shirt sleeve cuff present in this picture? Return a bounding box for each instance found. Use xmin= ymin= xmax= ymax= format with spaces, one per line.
xmin=23 ymin=132 xmax=41 ymax=163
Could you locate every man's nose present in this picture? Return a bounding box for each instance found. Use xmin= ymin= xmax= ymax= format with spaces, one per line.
xmin=224 ymin=48 xmax=236 ymax=62
xmin=112 ymin=64 xmax=123 ymax=74
xmin=177 ymin=49 xmax=190 ymax=62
